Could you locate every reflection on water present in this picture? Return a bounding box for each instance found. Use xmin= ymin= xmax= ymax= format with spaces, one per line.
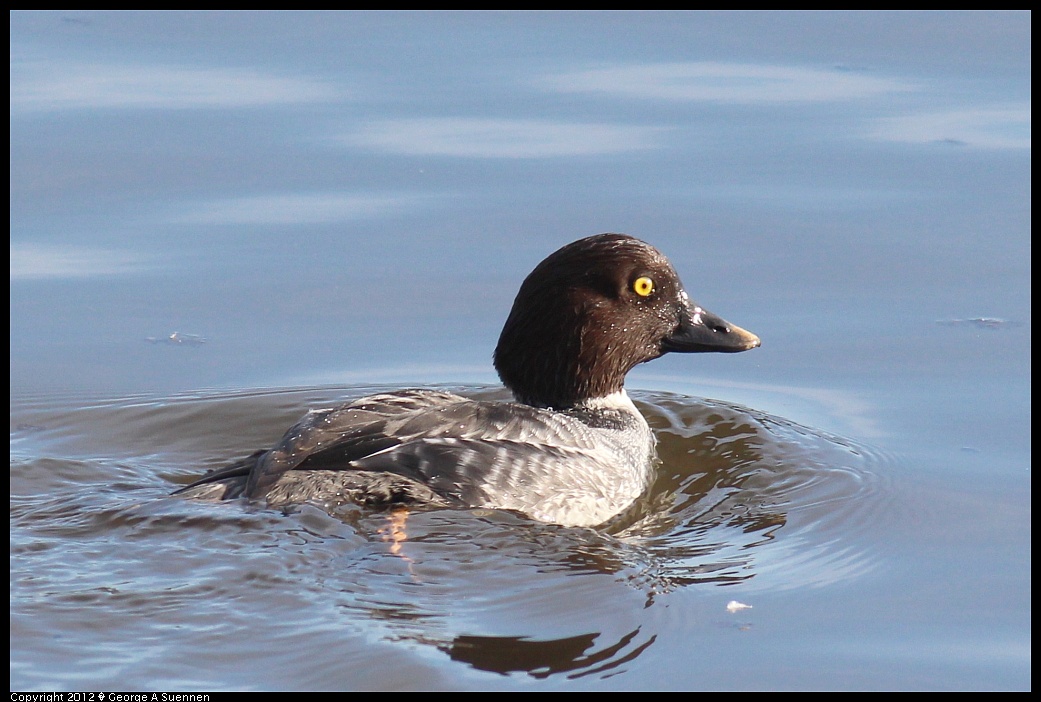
xmin=345 ymin=117 xmax=665 ymax=158
xmin=9 ymin=242 xmax=155 ymax=280
xmin=10 ymin=386 xmax=889 ymax=684
xmin=446 ymin=629 xmax=655 ymax=679
xmin=8 ymin=10 xmax=1029 ymax=690
xmin=623 ymin=393 xmax=888 ymax=590
xmin=176 ymin=192 xmax=416 ymax=225
xmin=9 ymin=57 xmax=339 ymax=112
xmin=869 ymin=105 xmax=1031 ymax=149
xmin=539 ymin=61 xmax=914 ymax=103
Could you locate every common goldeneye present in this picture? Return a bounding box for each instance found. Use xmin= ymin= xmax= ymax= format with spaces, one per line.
xmin=175 ymin=233 xmax=760 ymax=527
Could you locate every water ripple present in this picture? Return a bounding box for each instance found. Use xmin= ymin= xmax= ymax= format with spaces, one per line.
xmin=10 ymin=386 xmax=896 ymax=684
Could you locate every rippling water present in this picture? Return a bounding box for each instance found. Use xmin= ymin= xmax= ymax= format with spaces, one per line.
xmin=11 ymin=386 xmax=896 ymax=688
xmin=10 ymin=10 xmax=1030 ymax=691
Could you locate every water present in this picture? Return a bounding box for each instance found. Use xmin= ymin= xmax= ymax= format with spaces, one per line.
xmin=9 ymin=11 xmax=1030 ymax=691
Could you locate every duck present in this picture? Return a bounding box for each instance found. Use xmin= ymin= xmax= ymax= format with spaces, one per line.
xmin=174 ymin=233 xmax=760 ymax=527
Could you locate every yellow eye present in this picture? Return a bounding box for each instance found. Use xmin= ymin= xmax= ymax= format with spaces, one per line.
xmin=632 ymin=276 xmax=655 ymax=297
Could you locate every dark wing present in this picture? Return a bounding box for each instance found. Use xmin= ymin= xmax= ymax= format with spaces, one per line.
xmin=243 ymin=389 xmax=474 ymax=496
xmin=174 ymin=390 xmax=464 ymax=498
xmin=171 ymin=449 xmax=263 ymax=499
xmin=179 ymin=389 xmax=619 ymax=510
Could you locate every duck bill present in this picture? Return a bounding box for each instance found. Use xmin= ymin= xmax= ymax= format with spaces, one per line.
xmin=662 ymin=303 xmax=761 ymax=354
